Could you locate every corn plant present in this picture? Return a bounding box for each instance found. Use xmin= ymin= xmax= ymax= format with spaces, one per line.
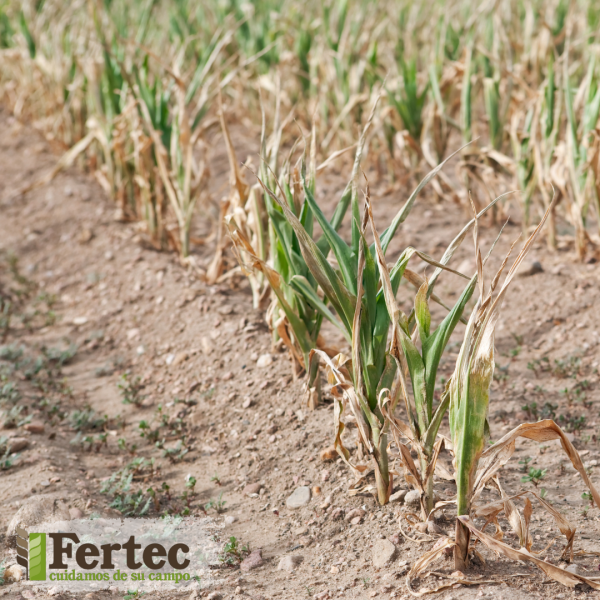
xmin=510 ymin=108 xmax=536 ymax=232
xmin=388 ymin=58 xmax=428 ymax=145
xmin=227 ymin=102 xmax=377 ymax=389
xmin=258 ymin=140 xmax=488 ymax=506
xmin=532 ymin=57 xmax=561 ymax=248
xmin=449 ymin=202 xmax=552 ymax=570
xmin=563 ymin=43 xmax=600 ymax=260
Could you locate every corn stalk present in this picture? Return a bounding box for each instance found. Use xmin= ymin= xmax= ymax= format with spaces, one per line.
xmin=450 ymin=200 xmax=553 ymax=570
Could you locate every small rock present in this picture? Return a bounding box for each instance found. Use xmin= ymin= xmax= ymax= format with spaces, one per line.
xmin=126 ymin=327 xmax=140 ymax=340
xmin=331 ymin=507 xmax=344 ymax=520
xmin=330 ymin=565 xmax=339 ymax=574
xmin=404 ymin=490 xmax=421 ymax=506
xmin=40 ymin=480 xmax=51 ymax=487
xmin=224 ymin=516 xmax=237 ymax=525
xmin=240 ymin=548 xmax=263 ymax=571
xmin=206 ymin=593 xmax=223 ymax=600
xmin=565 ymin=563 xmax=580 ymax=575
xmin=389 ymin=533 xmax=402 ymax=545
xmin=257 ymin=354 xmax=273 ymax=368
xmin=427 ymin=520 xmax=445 ymax=535
xmin=312 ymin=486 xmax=321 ymax=496
xmin=3 ymin=564 xmax=25 ymax=582
xmin=321 ymin=469 xmax=330 ymax=482
xmin=84 ymin=594 xmax=99 ymax=600
xmin=7 ymin=495 xmax=71 ymax=537
xmin=24 ymin=422 xmax=45 ymax=434
xmin=314 ymin=592 xmax=331 ymax=600
xmin=243 ymin=483 xmax=262 ymax=496
xmin=389 ymin=489 xmax=407 ymax=503
xmin=519 ymin=261 xmax=543 ymax=277
xmin=372 ymin=539 xmax=397 ymax=568
xmin=277 ymin=554 xmax=303 ymax=572
xmin=320 ymin=446 xmax=337 ymax=461
xmin=48 ymin=586 xmax=61 ymax=596
xmin=242 ymin=397 xmax=253 ymax=409
xmin=171 ymin=351 xmax=189 ymax=367
xmin=286 ymin=486 xmax=311 ymax=508
xmin=78 ymin=228 xmax=94 ymax=244
xmin=319 ymin=495 xmax=332 ymax=510
xmin=7 ymin=437 xmax=28 ymax=453
xmin=73 ymin=316 xmax=88 ymax=325
xmin=69 ymin=507 xmax=84 ymax=519
xmin=344 ymin=508 xmax=366 ymax=523
xmin=351 ymin=516 xmax=362 ymax=525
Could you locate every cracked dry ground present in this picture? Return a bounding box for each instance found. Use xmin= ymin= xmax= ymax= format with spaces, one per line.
xmin=1 ymin=107 xmax=600 ymax=600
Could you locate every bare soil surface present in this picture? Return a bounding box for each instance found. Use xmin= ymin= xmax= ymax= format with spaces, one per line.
xmin=1 ymin=106 xmax=600 ymax=600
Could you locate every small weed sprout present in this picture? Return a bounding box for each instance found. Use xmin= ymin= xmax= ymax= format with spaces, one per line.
xmin=118 ymin=372 xmax=145 ymax=406
xmin=521 ymin=467 xmax=547 ymax=486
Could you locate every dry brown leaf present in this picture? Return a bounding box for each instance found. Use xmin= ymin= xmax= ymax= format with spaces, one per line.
xmin=473 ymin=420 xmax=600 ymax=508
xmin=405 ymin=536 xmax=495 ymax=596
xmin=458 ymin=516 xmax=600 ymax=590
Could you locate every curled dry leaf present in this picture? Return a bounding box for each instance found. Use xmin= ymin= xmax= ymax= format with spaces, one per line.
xmin=404 ymin=536 xmax=495 ymax=596
xmin=472 ymin=419 xmax=600 ymax=508
xmin=475 ymin=482 xmax=577 ymax=561
xmin=458 ymin=516 xmax=600 ymax=590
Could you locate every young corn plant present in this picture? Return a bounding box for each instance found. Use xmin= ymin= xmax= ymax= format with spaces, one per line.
xmin=563 ymin=44 xmax=600 ymax=260
xmin=227 ymin=99 xmax=378 ymax=396
xmin=258 ymin=139 xmax=486 ymax=506
xmin=532 ymin=57 xmax=561 ymax=248
xmin=449 ymin=201 xmax=552 ymax=570
xmin=510 ymin=108 xmax=536 ymax=232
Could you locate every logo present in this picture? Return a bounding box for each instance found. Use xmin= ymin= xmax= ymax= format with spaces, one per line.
xmin=10 ymin=518 xmax=219 ymax=592
xmin=16 ymin=527 xmax=47 ymax=581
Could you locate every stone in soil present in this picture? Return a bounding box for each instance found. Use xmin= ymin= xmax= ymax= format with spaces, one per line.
xmin=404 ymin=490 xmax=421 ymax=506
xmin=240 ymin=548 xmax=263 ymax=571
xmin=286 ymin=486 xmax=311 ymax=508
xmin=206 ymin=593 xmax=223 ymax=600
xmin=257 ymin=353 xmax=273 ymax=367
xmin=389 ymin=489 xmax=407 ymax=503
xmin=7 ymin=495 xmax=71 ymax=537
xmin=3 ymin=564 xmax=25 ymax=582
xmin=372 ymin=539 xmax=396 ymax=568
xmin=320 ymin=446 xmax=337 ymax=461
xmin=277 ymin=554 xmax=303 ymax=572
xmin=23 ymin=421 xmax=45 ymax=434
xmin=243 ymin=482 xmax=262 ymax=496
xmin=344 ymin=508 xmax=365 ymax=522
xmin=69 ymin=507 xmax=84 ymax=519
xmin=331 ymin=507 xmax=344 ymax=520
xmin=7 ymin=437 xmax=28 ymax=452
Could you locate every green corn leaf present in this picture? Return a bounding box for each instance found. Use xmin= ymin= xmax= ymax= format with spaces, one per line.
xmin=303 ymin=181 xmax=356 ymax=294
xmin=414 ymin=282 xmax=431 ymax=343
xmin=461 ymin=43 xmax=473 ymax=142
xmin=423 ymin=275 xmax=476 ymax=419
xmin=483 ymin=78 xmax=501 ymax=150
xmin=379 ymin=143 xmax=471 ymax=255
xmin=257 ymin=177 xmax=356 ymax=331
xmin=289 ymin=275 xmax=349 ymax=342
xmin=18 ymin=11 xmax=35 ymax=59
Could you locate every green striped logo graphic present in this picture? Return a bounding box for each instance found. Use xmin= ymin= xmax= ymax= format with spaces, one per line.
xmin=28 ymin=533 xmax=46 ymax=581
